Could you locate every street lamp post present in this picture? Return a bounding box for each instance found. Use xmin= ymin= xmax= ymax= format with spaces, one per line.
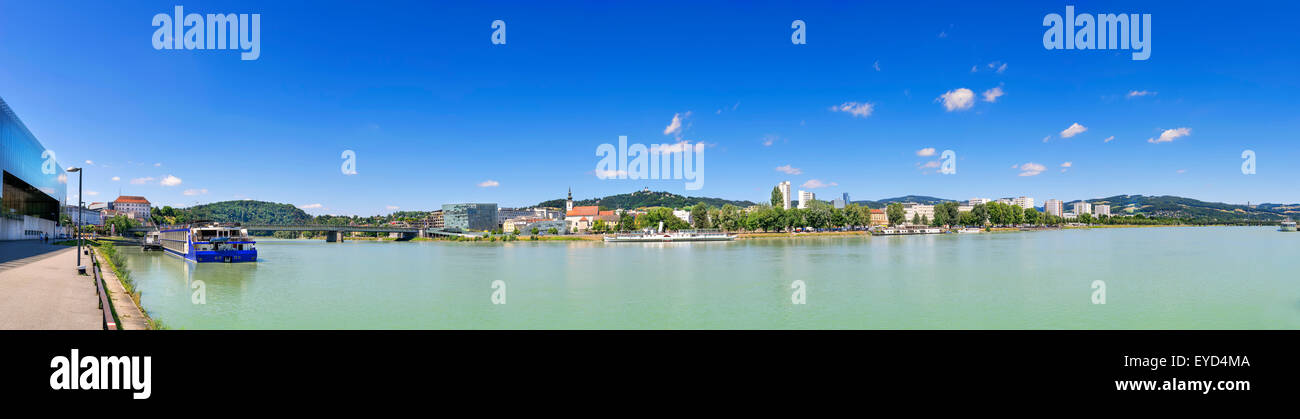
xmin=66 ymin=167 xmax=82 ymax=268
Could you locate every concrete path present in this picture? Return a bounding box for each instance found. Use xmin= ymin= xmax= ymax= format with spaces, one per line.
xmin=0 ymin=241 xmax=103 ymax=329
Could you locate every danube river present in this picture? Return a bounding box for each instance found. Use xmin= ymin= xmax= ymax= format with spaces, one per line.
xmin=119 ymin=226 xmax=1299 ymax=329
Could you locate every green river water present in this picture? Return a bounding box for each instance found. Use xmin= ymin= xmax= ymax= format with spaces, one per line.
xmin=119 ymin=226 xmax=1299 ymax=329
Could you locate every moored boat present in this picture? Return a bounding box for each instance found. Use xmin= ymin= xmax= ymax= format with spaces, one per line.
xmin=1282 ymin=220 xmax=1297 ymax=232
xmin=873 ymin=226 xmax=944 ymax=236
xmin=604 ymin=222 xmax=736 ymax=242
xmin=160 ymin=222 xmax=257 ymax=263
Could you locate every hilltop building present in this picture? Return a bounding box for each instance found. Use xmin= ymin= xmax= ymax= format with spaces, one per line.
xmin=1094 ymin=204 xmax=1111 ymax=217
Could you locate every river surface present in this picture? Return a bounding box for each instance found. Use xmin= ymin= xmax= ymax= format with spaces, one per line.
xmin=119 ymin=227 xmax=1299 ymax=329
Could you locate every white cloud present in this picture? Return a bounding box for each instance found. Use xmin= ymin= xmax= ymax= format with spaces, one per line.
xmin=762 ymin=134 xmax=780 ymax=146
xmin=183 ymin=188 xmax=208 ymax=196
xmin=1042 ymin=135 xmax=1051 ymax=143
xmin=477 ymin=180 xmax=500 ymax=187
xmin=298 ymin=203 xmax=323 ymax=209
xmin=130 ymin=177 xmax=155 ymax=185
xmin=915 ymin=147 xmax=936 ymax=157
xmin=1017 ymin=162 xmax=1047 ymax=177
xmin=995 ymin=62 xmax=1007 ymax=73
xmin=1061 ymin=162 xmax=1073 ymax=168
xmin=85 ymin=190 xmax=99 ymax=196
xmin=160 ymin=174 xmax=182 ymax=186
xmin=1103 ymin=135 xmax=1115 ymax=143
xmin=111 ymin=176 xmax=120 ymax=181
xmin=1176 ymin=169 xmax=1187 ymax=174
xmin=1148 ymin=127 xmax=1191 ymax=144
xmin=775 ymin=165 xmax=803 ymax=175
xmin=829 ymin=101 xmax=874 ymax=118
xmin=386 ymin=205 xmax=400 ymax=210
xmin=84 ymin=160 xmax=94 ymax=165
xmin=663 ymin=112 xmax=690 ymax=137
xmin=938 ymin=88 xmax=975 ymax=111
xmin=918 ymin=160 xmax=940 ymax=169
xmin=1060 ymin=123 xmax=1088 ymax=138
xmin=1127 ymin=90 xmax=1157 ymax=98
xmin=982 ymin=86 xmax=1004 ymax=102
xmin=801 ymin=179 xmax=837 ymax=189
xmin=154 ymin=162 xmax=162 ymax=167
xmin=594 ymin=169 xmax=628 ymax=178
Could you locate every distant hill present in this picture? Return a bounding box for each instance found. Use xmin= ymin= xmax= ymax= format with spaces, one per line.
xmin=184 ymin=200 xmax=313 ymax=224
xmin=1081 ymin=195 xmax=1295 ymax=221
xmin=851 ymin=195 xmax=955 ymax=208
xmin=537 ymin=190 xmax=757 ymax=210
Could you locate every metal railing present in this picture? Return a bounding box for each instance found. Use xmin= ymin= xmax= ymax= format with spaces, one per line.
xmin=89 ymin=249 xmax=117 ymax=330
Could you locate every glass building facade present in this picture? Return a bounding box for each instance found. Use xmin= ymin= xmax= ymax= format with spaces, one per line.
xmin=1 ymin=96 xmax=67 ymax=240
xmin=441 ymin=203 xmax=498 ymax=232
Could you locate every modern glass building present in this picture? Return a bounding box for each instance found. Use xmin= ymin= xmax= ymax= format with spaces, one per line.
xmin=441 ymin=203 xmax=498 ymax=231
xmin=1 ymin=95 xmax=66 ymax=240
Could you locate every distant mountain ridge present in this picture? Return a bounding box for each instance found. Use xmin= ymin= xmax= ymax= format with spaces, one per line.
xmin=537 ymin=190 xmax=756 ymax=210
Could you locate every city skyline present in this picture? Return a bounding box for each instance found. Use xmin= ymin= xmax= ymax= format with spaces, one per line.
xmin=1 ymin=1 xmax=1296 ymax=216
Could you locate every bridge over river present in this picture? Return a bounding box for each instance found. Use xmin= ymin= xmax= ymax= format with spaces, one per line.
xmin=127 ymin=225 xmax=481 ymax=241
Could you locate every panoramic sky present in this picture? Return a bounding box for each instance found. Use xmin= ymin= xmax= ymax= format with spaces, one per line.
xmin=1 ymin=1 xmax=1296 ymax=215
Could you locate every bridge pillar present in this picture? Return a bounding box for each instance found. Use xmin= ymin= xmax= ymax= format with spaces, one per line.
xmin=325 ymin=231 xmax=344 ymax=242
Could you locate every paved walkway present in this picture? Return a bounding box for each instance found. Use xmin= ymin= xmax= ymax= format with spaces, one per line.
xmin=0 ymin=241 xmax=103 ymax=329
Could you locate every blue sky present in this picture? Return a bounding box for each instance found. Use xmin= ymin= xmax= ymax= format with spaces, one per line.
xmin=1 ymin=1 xmax=1296 ymax=215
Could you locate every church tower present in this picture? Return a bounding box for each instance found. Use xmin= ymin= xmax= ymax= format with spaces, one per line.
xmin=566 ymin=187 xmax=573 ymax=212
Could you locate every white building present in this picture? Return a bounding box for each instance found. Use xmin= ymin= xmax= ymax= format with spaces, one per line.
xmin=777 ymin=181 xmax=792 ymax=210
xmin=1094 ymin=204 xmax=1111 ymax=217
xmin=797 ymin=190 xmax=815 ymax=209
xmin=111 ymin=196 xmax=151 ymax=221
xmin=968 ymin=198 xmax=991 ymax=206
xmin=1073 ymin=201 xmax=1092 ymax=215
xmin=902 ymin=203 xmax=935 ymax=224
xmin=1044 ymin=199 xmax=1064 ymax=217
xmin=672 ymin=210 xmax=691 ymax=223
xmin=1012 ymin=196 xmax=1034 ymax=209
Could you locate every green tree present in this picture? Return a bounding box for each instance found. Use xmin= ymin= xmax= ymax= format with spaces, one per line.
xmin=690 ymin=202 xmax=711 ymax=229
xmin=717 ymin=204 xmax=740 ymax=231
xmin=770 ymin=187 xmax=783 ymax=207
xmin=971 ymin=203 xmax=989 ymax=226
xmin=1023 ymin=208 xmax=1040 ymax=225
xmin=886 ymin=203 xmax=905 ymax=226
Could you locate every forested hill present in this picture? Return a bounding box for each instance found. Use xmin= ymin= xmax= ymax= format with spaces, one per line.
xmin=537 ymin=190 xmax=757 ymax=210
xmin=1084 ymin=195 xmax=1296 ymax=221
xmin=182 ymin=200 xmax=313 ymax=224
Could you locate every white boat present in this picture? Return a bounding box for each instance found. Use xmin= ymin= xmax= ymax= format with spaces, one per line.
xmin=957 ymin=228 xmax=983 ymax=234
xmin=873 ymin=226 xmax=944 ymax=236
xmin=1282 ymin=220 xmax=1297 ymax=232
xmin=604 ymin=222 xmax=736 ymax=242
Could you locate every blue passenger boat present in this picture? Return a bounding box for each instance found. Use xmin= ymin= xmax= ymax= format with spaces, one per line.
xmin=159 ymin=222 xmax=257 ymax=263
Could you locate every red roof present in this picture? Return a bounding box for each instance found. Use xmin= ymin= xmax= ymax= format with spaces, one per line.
xmin=870 ymin=209 xmax=884 ymax=214
xmin=566 ymin=206 xmax=599 ymax=217
xmin=598 ymin=210 xmax=617 ymax=216
xmin=114 ymin=195 xmax=151 ymax=204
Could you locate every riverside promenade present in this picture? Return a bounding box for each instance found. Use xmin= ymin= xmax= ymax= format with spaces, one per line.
xmin=0 ymin=240 xmax=102 ymax=329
